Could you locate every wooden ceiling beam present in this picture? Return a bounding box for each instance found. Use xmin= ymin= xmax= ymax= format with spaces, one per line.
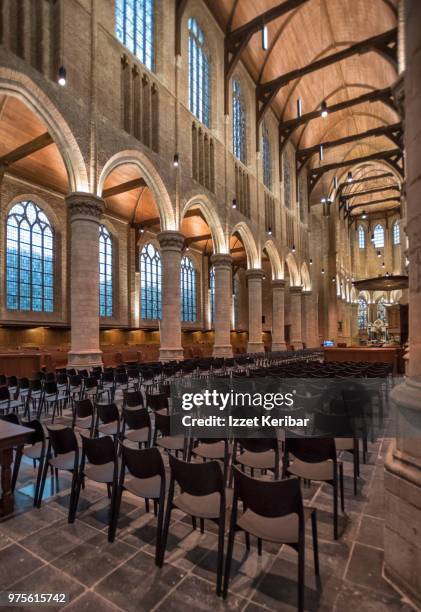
xmin=185 ymin=233 xmax=212 ymax=245
xmin=296 ymin=122 xmax=402 ymax=172
xmin=309 ymin=148 xmax=403 ymax=194
xmin=257 ymin=27 xmax=397 ymax=128
xmin=341 ymin=185 xmax=400 ymax=200
xmin=133 ymin=208 xmax=207 ymax=230
xmin=0 ymin=132 xmax=54 ymax=166
xmin=224 ymin=0 xmax=309 ymax=114
xmin=348 ymin=196 xmax=401 ymax=211
xmin=102 ymin=177 xmax=147 ymax=199
xmin=279 ymin=88 xmax=395 ymax=156
xmin=338 ymin=171 xmax=394 ymax=193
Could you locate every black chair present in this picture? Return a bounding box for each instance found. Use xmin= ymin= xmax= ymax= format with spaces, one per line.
xmin=231 ymin=437 xmax=280 ymax=480
xmin=101 ymin=370 xmax=115 ymax=402
xmin=189 ymin=438 xmax=230 ymax=483
xmin=153 ymin=411 xmax=185 ymax=456
xmin=223 ymin=469 xmax=319 ymax=611
xmin=69 ymin=374 xmax=83 ymax=403
xmin=110 ymin=446 xmax=166 ymax=561
xmin=69 ymin=434 xmax=119 ymax=541
xmin=95 ymin=403 xmax=121 ymax=441
xmin=146 ymin=392 xmax=169 ymax=414
xmin=283 ymin=437 xmax=344 ymax=540
xmin=161 ymin=455 xmax=229 ymax=595
xmin=38 ymin=427 xmax=79 ymax=508
xmin=122 ymin=407 xmax=151 ymax=448
xmin=11 ymin=419 xmax=46 ymax=506
xmin=0 ymin=386 xmax=22 ymax=414
xmin=41 ymin=381 xmax=69 ymax=422
xmin=123 ymin=390 xmax=144 ymax=409
xmin=72 ymin=399 xmax=95 ymax=437
xmin=24 ymin=379 xmax=43 ymax=418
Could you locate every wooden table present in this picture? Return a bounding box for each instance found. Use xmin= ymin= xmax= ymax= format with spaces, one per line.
xmin=324 ymin=346 xmax=404 ymax=373
xmin=0 ymin=421 xmax=33 ymax=516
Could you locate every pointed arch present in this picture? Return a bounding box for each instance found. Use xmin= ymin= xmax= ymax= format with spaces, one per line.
xmin=263 ymin=240 xmax=283 ymax=280
xmin=231 ymin=221 xmax=259 ymax=269
xmin=285 ymin=252 xmax=300 ymax=286
xmin=181 ymin=195 xmax=226 ymax=254
xmin=301 ymin=262 xmax=311 ymax=291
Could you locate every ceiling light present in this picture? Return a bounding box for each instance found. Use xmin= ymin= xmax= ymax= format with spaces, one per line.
xmin=321 ymin=268 xmax=325 ymax=275
xmin=332 ymin=277 xmax=336 ymax=282
xmin=319 ymin=145 xmax=324 ymax=161
xmin=297 ymin=98 xmax=302 ymax=118
xmin=292 ymin=244 xmax=296 ymax=253
xmin=347 ymin=171 xmax=353 ymax=183
xmin=333 ymin=176 xmax=338 ymax=189
xmin=58 ymin=66 xmax=67 ymax=86
xmin=267 ymin=227 xmax=272 ymax=236
xmin=377 ymin=250 xmax=381 ymax=258
xmin=309 ymin=258 xmax=313 ymax=265
xmin=173 ymin=153 xmax=179 ymax=168
xmin=320 ymin=100 xmax=328 ymax=118
xmin=139 ymin=225 xmax=144 ymax=234
xmin=362 ymin=211 xmax=367 ymax=219
xmin=232 ymin=198 xmax=237 ymax=209
xmin=262 ymin=25 xmax=269 ymax=50
xmin=382 ymin=261 xmax=385 ymax=268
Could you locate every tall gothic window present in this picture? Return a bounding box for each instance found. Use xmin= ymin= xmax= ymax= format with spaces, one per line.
xmin=232 ymin=79 xmax=246 ymax=164
xmin=209 ymin=265 xmax=215 ymax=324
xmin=373 ymin=224 xmax=385 ymax=248
xmin=181 ymin=255 xmax=197 ymax=322
xmin=188 ymin=18 xmax=210 ymax=127
xmin=99 ymin=225 xmax=113 ymax=317
xmin=283 ymin=153 xmax=292 ymax=209
xmin=358 ymin=225 xmax=365 ymax=249
xmin=6 ymin=201 xmax=54 ymax=312
xmin=140 ymin=243 xmax=161 ymax=319
xmin=377 ymin=297 xmax=387 ymax=322
xmin=115 ymin=0 xmax=155 ymax=71
xmin=262 ymin=122 xmax=272 ymax=190
xmin=358 ymin=297 xmax=368 ymax=330
xmin=393 ymin=221 xmax=400 ymax=245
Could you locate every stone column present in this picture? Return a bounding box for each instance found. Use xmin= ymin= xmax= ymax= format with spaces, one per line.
xmin=289 ymin=286 xmax=303 ymax=349
xmin=302 ymin=290 xmax=316 ymax=348
xmin=211 ymin=254 xmax=233 ymax=358
xmin=384 ymin=1 xmax=421 ymax=605
xmin=67 ymin=193 xmax=104 ymax=369
xmin=246 ymin=269 xmax=265 ymax=353
xmin=157 ymin=231 xmax=185 ymax=362
xmin=271 ymin=279 xmax=287 ymax=351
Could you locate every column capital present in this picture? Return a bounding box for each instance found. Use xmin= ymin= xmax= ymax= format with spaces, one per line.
xmin=289 ymin=285 xmax=303 ymax=295
xmin=66 ymin=192 xmax=104 ymax=220
xmin=210 ymin=253 xmax=232 ymax=269
xmin=272 ymin=279 xmax=286 ymax=289
xmin=157 ymin=230 xmax=185 ymax=251
xmin=246 ymin=268 xmax=265 ymax=281
xmin=302 ymin=290 xmax=313 ymax=297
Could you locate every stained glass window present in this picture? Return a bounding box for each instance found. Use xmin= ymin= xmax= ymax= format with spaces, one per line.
xmin=115 ymin=0 xmax=154 ymax=71
xmin=377 ymin=298 xmax=387 ymax=322
xmin=140 ymin=242 xmax=161 ymax=319
xmin=209 ymin=265 xmax=215 ymax=324
xmin=181 ymin=255 xmax=197 ymax=322
xmin=232 ymin=79 xmax=246 ymax=164
xmin=262 ymin=122 xmax=272 ymax=190
xmin=6 ymin=200 xmax=54 ymax=312
xmin=393 ymin=221 xmax=400 ymax=245
xmin=358 ymin=225 xmax=365 ymax=249
xmin=358 ymin=298 xmax=368 ymax=330
xmin=283 ymin=153 xmax=292 ymax=209
xmin=188 ymin=18 xmax=210 ymax=127
xmin=373 ymin=224 xmax=384 ymax=248
xmin=99 ymin=225 xmax=113 ymax=317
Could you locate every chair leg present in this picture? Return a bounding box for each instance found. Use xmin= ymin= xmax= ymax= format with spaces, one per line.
xmin=109 ymin=488 xmax=123 ymax=543
xmin=200 ymin=518 xmax=205 ymax=533
xmin=11 ymin=446 xmax=23 ymax=492
xmin=34 ymin=458 xmax=44 ymax=507
xmin=339 ymin=462 xmax=345 ymax=513
xmin=222 ymin=529 xmax=236 ymax=598
xmin=156 ymin=498 xmax=165 ymax=567
xmin=244 ymin=531 xmax=250 ymax=550
xmin=108 ymin=483 xmax=119 ymax=542
xmin=37 ymin=456 xmax=51 ymax=508
xmin=353 ymin=449 xmax=358 ymax=497
xmin=257 ymin=538 xmax=262 ymax=556
xmin=191 ymin=516 xmax=197 ymax=530
xmin=68 ymin=472 xmax=82 ymax=523
xmin=311 ymin=511 xmax=320 ymax=576
xmin=216 ymin=519 xmax=225 ymax=596
xmin=298 ymin=541 xmax=305 ymax=612
xmin=333 ymin=475 xmax=338 ymax=540
xmin=160 ymin=503 xmax=173 ymax=566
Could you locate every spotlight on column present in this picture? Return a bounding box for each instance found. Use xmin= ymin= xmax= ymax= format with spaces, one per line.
xmin=309 ymin=258 xmax=313 ymax=265
xmin=332 ymin=277 xmax=336 ymax=282
xmin=262 ymin=24 xmax=269 ymax=50
xmin=386 ymin=271 xmax=390 ymax=277
xmin=347 ymin=171 xmax=353 ymax=183
xmin=232 ymin=198 xmax=237 ymax=209
xmin=292 ymin=244 xmax=296 ymax=253
xmin=377 ymin=250 xmax=381 ymax=258
xmin=139 ymin=225 xmax=144 ymax=234
xmin=57 ymin=66 xmax=67 ymax=86
xmin=320 ymin=100 xmax=328 ymax=118
xmin=362 ymin=210 xmax=367 ymax=219
xmin=321 ymin=268 xmax=325 ymax=275
xmin=267 ymin=227 xmax=272 ymax=236
xmin=382 ymin=261 xmax=385 ymax=268
xmin=173 ymin=153 xmax=179 ymax=168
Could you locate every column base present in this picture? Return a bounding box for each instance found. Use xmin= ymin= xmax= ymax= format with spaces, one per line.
xmin=384 ymin=378 xmax=421 ymax=607
xmin=271 ymin=342 xmax=287 ymax=352
xmin=247 ymin=342 xmax=265 ymax=354
xmin=213 ymin=344 xmax=233 ymax=358
xmin=159 ymin=347 xmax=184 ymax=362
xmin=290 ymin=341 xmax=303 ymax=350
xmin=67 ymin=350 xmax=103 ymax=369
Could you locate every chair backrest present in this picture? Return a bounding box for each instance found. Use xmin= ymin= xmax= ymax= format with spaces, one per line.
xmin=67 ymin=368 xmax=77 ymax=376
xmin=233 ymin=468 xmax=303 ymax=519
xmin=45 ymin=372 xmax=56 ymax=382
xmin=236 ymin=438 xmax=278 ymax=454
xmin=122 ymin=446 xmax=165 ymax=480
xmin=284 ymin=437 xmax=336 ymax=464
xmin=75 ymin=398 xmax=94 ymax=419
xmin=29 ymin=379 xmax=42 ymax=392
xmin=1 ymin=413 xmax=19 ymax=425
xmin=0 ymin=374 xmax=7 ymax=386
xmin=96 ymin=402 xmax=119 ymax=424
xmin=8 ymin=376 xmax=18 ymax=387
xmin=81 ymin=434 xmax=116 ymax=466
xmin=314 ymin=411 xmax=354 ymax=438
xmin=115 ymin=372 xmax=128 ymax=384
xmin=168 ymin=453 xmax=224 ymax=497
xmin=84 ymin=376 xmax=97 ymax=389
xmin=18 ymin=377 xmax=30 ymax=390
xmin=44 ymin=381 xmax=58 ymax=394
xmin=69 ymin=375 xmax=82 ymax=387
xmin=102 ymin=371 xmax=115 ymax=383
xmin=146 ymin=392 xmax=168 ymax=412
xmin=57 ymin=373 xmax=68 ymax=386
xmin=123 ymin=407 xmax=150 ymax=430
xmin=78 ymin=369 xmax=89 ymax=378
xmin=47 ymin=426 xmax=78 ymax=455
xmin=0 ymin=387 xmax=10 ymax=401
xmin=154 ymin=411 xmax=170 ymax=436
xmin=124 ymin=390 xmax=143 ymax=408
xmin=25 ymin=419 xmax=45 ymax=445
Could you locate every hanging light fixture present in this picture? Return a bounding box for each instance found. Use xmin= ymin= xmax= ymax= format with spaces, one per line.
xmin=319 ymin=145 xmax=324 ymax=161
xmin=382 ymin=261 xmax=385 ymax=268
xmin=296 ymin=98 xmax=302 ymax=118
xmin=377 ymin=250 xmax=382 ymax=258
xmin=362 ymin=211 xmax=367 ymax=219
xmin=267 ymin=227 xmax=272 ymax=236
xmin=292 ymin=244 xmax=296 ymax=253
xmin=262 ymin=24 xmax=269 ymax=50
xmin=309 ymin=258 xmax=313 ymax=265
xmin=333 ymin=176 xmax=338 ymax=189
xmin=173 ymin=153 xmax=179 ymax=167
xmin=57 ymin=66 xmax=67 ymax=86
xmin=332 ymin=276 xmax=336 ymax=282
xmin=232 ymin=198 xmax=237 ymax=209
xmin=139 ymin=225 xmax=144 ymax=234
xmin=321 ymin=268 xmax=325 ymax=275
xmin=347 ymin=171 xmax=353 ymax=183
xmin=320 ymin=100 xmax=328 ymax=118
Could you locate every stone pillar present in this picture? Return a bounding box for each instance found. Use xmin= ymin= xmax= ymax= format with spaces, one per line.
xmin=289 ymin=286 xmax=303 ymax=350
xmin=271 ymin=280 xmax=287 ymax=351
xmin=384 ymin=1 xmax=421 ymax=605
xmin=302 ymin=290 xmax=316 ymax=348
xmin=246 ymin=269 xmax=265 ymax=353
xmin=211 ymin=254 xmax=233 ymax=358
xmin=67 ymin=193 xmax=104 ymax=368
xmin=157 ymin=231 xmax=185 ymax=362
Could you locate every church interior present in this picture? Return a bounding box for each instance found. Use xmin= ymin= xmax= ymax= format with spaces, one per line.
xmin=0 ymin=0 xmax=421 ymax=610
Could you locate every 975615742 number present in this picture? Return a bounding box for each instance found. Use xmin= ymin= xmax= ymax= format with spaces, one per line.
xmin=1 ymin=593 xmax=68 ymax=606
